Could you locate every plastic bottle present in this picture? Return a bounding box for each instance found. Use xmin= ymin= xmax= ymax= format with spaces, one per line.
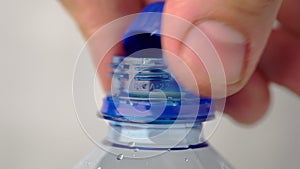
xmin=73 ymin=2 xmax=235 ymax=169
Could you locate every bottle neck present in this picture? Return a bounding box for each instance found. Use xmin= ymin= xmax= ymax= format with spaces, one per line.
xmin=105 ymin=122 xmax=205 ymax=149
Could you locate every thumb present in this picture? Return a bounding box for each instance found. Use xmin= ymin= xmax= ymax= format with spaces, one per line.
xmin=162 ymin=0 xmax=282 ymax=97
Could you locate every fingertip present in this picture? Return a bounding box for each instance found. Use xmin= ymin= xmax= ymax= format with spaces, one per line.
xmin=224 ymin=71 xmax=270 ymax=125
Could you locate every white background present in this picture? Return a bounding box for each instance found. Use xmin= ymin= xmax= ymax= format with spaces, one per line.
xmin=0 ymin=0 xmax=299 ymax=169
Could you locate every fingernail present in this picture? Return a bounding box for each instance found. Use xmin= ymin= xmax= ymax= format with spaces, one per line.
xmin=197 ymin=20 xmax=246 ymax=84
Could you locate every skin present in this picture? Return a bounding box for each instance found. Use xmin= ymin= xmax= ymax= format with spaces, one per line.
xmin=60 ymin=0 xmax=300 ymax=125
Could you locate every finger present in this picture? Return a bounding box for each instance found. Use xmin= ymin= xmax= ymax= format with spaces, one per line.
xmin=223 ymin=70 xmax=270 ymax=124
xmin=60 ymin=0 xmax=144 ymax=38
xmin=259 ymin=29 xmax=300 ymax=95
xmin=278 ymin=0 xmax=300 ymax=36
xmin=60 ymin=0 xmax=144 ymax=91
xmin=162 ymin=0 xmax=282 ymax=97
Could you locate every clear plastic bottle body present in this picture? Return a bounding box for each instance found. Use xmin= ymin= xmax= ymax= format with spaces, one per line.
xmin=73 ymin=123 xmax=235 ymax=169
xmin=73 ymin=145 xmax=234 ymax=169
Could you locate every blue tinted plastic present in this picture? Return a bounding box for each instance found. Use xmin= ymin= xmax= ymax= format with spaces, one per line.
xmin=100 ymin=2 xmax=214 ymax=124
xmin=123 ymin=2 xmax=164 ymax=55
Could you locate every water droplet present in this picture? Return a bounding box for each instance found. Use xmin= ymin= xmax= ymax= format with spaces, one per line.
xmin=116 ymin=154 xmax=124 ymax=160
xmin=134 ymin=148 xmax=139 ymax=152
xmin=97 ymin=167 xmax=102 ymax=169
xmin=128 ymin=142 xmax=135 ymax=147
xmin=167 ymin=149 xmax=171 ymax=152
xmin=184 ymin=158 xmax=189 ymax=162
xmin=220 ymin=162 xmax=230 ymax=169
xmin=85 ymin=161 xmax=91 ymax=166
xmin=184 ymin=123 xmax=192 ymax=128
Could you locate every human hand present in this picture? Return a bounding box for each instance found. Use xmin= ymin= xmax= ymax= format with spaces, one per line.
xmin=61 ymin=0 xmax=300 ymax=124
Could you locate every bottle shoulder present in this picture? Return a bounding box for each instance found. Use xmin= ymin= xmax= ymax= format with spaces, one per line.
xmin=72 ymin=146 xmax=234 ymax=169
